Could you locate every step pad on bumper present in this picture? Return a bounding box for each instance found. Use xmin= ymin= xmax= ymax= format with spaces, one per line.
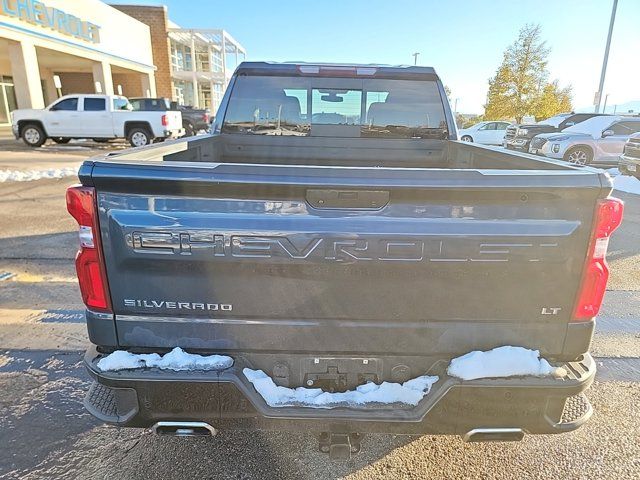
xmin=84 ymin=382 xmax=139 ymax=423
xmin=560 ymin=393 xmax=591 ymax=425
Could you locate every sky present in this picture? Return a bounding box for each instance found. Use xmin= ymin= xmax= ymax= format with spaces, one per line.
xmin=111 ymin=0 xmax=639 ymax=114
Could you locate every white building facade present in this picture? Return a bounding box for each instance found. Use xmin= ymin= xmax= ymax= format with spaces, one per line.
xmin=0 ymin=0 xmax=156 ymax=125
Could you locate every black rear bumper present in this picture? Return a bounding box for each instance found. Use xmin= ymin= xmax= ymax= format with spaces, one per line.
xmin=83 ymin=347 xmax=595 ymax=436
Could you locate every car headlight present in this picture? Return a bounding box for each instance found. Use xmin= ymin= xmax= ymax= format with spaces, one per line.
xmin=517 ymin=128 xmax=528 ymax=135
xmin=552 ymin=144 xmax=560 ymax=153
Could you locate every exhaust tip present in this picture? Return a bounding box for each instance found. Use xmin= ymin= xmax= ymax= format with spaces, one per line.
xmin=462 ymin=428 xmax=524 ymax=443
xmin=151 ymin=421 xmax=216 ymax=437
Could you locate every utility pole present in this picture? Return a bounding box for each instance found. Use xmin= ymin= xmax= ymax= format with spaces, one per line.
xmin=454 ymin=98 xmax=459 ymax=115
xmin=412 ymin=52 xmax=420 ymax=65
xmin=602 ymin=94 xmax=609 ymax=113
xmin=595 ymin=0 xmax=618 ymax=113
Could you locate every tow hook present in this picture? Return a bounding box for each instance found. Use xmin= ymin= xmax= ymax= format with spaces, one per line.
xmin=319 ymin=432 xmax=362 ymax=460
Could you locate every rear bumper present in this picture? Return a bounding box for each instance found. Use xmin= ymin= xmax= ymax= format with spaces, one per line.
xmin=163 ymin=128 xmax=185 ymax=138
xmin=83 ymin=346 xmax=595 ymax=436
xmin=619 ymin=154 xmax=639 ymax=177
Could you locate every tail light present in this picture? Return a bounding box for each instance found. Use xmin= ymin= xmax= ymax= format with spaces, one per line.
xmin=161 ymin=114 xmax=168 ymax=126
xmin=66 ymin=186 xmax=112 ymax=312
xmin=572 ymin=197 xmax=624 ymax=320
xmin=202 ymin=113 xmax=209 ymax=123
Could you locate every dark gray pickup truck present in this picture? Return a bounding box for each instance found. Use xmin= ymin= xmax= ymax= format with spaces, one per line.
xmin=67 ymin=62 xmax=623 ymax=458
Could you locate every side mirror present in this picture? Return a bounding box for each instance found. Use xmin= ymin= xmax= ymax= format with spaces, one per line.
xmin=602 ymin=129 xmax=615 ymax=137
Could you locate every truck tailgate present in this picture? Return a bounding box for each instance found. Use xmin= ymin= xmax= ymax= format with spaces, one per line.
xmin=164 ymin=110 xmax=182 ymax=131
xmin=89 ymin=161 xmax=607 ymax=357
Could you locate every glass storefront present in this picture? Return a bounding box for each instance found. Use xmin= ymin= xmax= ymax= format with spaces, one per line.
xmin=0 ymin=76 xmax=18 ymax=126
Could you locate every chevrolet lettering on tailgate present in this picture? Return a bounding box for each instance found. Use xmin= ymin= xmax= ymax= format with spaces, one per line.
xmin=126 ymin=231 xmax=562 ymax=263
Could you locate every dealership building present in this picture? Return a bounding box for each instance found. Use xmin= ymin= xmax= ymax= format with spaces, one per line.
xmin=0 ymin=0 xmax=245 ymax=126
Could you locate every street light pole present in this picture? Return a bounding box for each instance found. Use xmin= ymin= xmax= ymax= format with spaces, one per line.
xmin=412 ymin=52 xmax=420 ymax=65
xmin=595 ymin=0 xmax=618 ymax=113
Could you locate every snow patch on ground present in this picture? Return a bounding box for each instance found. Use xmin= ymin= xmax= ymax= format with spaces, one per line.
xmin=243 ymin=368 xmax=439 ymax=408
xmin=97 ymin=347 xmax=234 ymax=372
xmin=447 ymin=346 xmax=558 ymax=380
xmin=608 ymin=168 xmax=640 ymax=195
xmin=0 ymin=166 xmax=79 ymax=182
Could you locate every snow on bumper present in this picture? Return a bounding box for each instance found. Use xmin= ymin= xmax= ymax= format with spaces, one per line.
xmin=447 ymin=346 xmax=563 ymax=380
xmin=97 ymin=347 xmax=233 ymax=372
xmin=243 ymin=368 xmax=439 ymax=408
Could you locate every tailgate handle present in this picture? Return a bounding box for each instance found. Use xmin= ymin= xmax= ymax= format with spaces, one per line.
xmin=306 ymin=189 xmax=389 ymax=209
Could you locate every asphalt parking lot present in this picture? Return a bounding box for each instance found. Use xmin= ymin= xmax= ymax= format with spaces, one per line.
xmin=1 ymin=142 xmax=639 ymax=479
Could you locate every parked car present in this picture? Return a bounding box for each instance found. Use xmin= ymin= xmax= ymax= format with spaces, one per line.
xmin=129 ymin=97 xmax=210 ymax=136
xmin=619 ymin=132 xmax=640 ymax=178
xmin=504 ymin=113 xmax=610 ymax=151
xmin=529 ymin=116 xmax=640 ymax=166
xmin=458 ymin=121 xmax=512 ymax=145
xmin=70 ymin=62 xmax=620 ymax=458
xmin=11 ymin=94 xmax=184 ymax=147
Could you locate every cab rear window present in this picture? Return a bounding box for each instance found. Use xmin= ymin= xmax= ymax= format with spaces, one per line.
xmin=222 ymin=75 xmax=448 ymax=139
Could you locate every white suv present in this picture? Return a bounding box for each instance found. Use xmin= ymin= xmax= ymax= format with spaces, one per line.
xmin=529 ymin=116 xmax=640 ymax=166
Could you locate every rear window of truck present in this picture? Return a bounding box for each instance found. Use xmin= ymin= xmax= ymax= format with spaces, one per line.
xmin=221 ymin=75 xmax=448 ymax=139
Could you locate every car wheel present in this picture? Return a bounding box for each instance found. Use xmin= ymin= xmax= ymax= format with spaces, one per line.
xmin=184 ymin=122 xmax=195 ymax=137
xmin=461 ymin=135 xmax=473 ymax=142
xmin=127 ymin=128 xmax=152 ymax=148
xmin=52 ymin=137 xmax=70 ymax=144
xmin=21 ymin=124 xmax=47 ymax=147
xmin=564 ymin=146 xmax=593 ymax=165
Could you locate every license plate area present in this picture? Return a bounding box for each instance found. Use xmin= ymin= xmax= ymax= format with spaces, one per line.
xmin=628 ymin=164 xmax=637 ymax=172
xmin=302 ymin=357 xmax=382 ymax=392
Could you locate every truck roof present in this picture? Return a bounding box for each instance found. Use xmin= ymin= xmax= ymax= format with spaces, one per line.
xmin=235 ymin=61 xmax=438 ymax=79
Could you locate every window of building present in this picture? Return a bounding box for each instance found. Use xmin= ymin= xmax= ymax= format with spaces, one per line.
xmin=84 ymin=98 xmax=106 ymax=111
xmin=211 ymin=51 xmax=223 ymax=73
xmin=50 ymin=97 xmax=78 ymax=111
xmin=171 ymin=41 xmax=193 ymax=72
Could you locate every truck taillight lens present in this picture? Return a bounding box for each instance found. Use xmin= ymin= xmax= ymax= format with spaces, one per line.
xmin=66 ymin=186 xmax=112 ymax=312
xmin=573 ymin=197 xmax=623 ymax=320
xmin=161 ymin=114 xmax=168 ymax=126
xmin=203 ymin=113 xmax=209 ymax=123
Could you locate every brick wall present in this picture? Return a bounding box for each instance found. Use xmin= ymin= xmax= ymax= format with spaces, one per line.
xmin=112 ymin=5 xmax=173 ymax=98
xmin=58 ymin=72 xmax=94 ymax=95
xmin=112 ymin=73 xmax=143 ymax=97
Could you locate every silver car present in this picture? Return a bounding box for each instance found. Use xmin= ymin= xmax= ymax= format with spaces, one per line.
xmin=528 ymin=116 xmax=640 ymax=166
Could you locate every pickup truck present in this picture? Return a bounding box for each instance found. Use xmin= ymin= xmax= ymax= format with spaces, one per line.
xmin=11 ymin=94 xmax=184 ymax=148
xmin=619 ymin=132 xmax=640 ymax=178
xmin=128 ymin=97 xmax=210 ymax=136
xmin=67 ymin=62 xmax=623 ymax=458
xmin=503 ymin=113 xmax=609 ymax=152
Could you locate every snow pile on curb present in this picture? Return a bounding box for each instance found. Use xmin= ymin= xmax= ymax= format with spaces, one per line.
xmin=0 ymin=166 xmax=79 ymax=183
xmin=97 ymin=347 xmax=234 ymax=372
xmin=447 ymin=346 xmax=559 ymax=380
xmin=243 ymin=368 xmax=438 ymax=408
